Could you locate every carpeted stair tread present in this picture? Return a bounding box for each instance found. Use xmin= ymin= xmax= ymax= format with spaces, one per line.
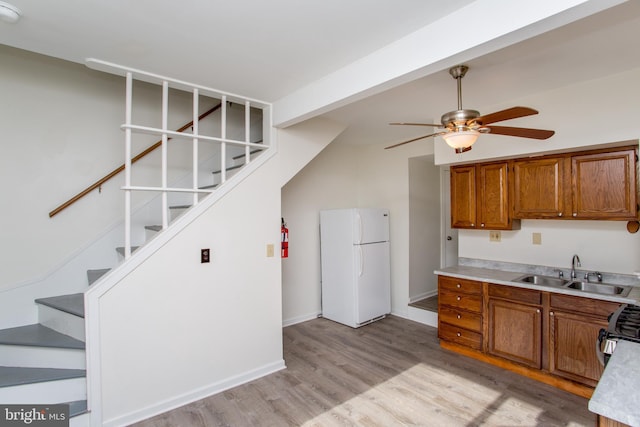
xmin=0 ymin=324 xmax=84 ymax=349
xmin=35 ymin=294 xmax=84 ymax=318
xmin=67 ymin=399 xmax=88 ymax=417
xmin=87 ymin=268 xmax=110 ymax=285
xmin=115 ymin=246 xmax=140 ymax=257
xmin=0 ymin=366 xmax=85 ymax=388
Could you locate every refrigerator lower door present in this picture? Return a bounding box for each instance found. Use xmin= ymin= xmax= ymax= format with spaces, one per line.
xmin=355 ymin=242 xmax=391 ymax=324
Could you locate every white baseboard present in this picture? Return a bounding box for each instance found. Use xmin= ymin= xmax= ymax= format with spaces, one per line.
xmin=406 ymin=306 xmax=438 ymax=328
xmin=408 ymin=289 xmax=437 ymax=304
xmin=103 ymin=359 xmax=286 ymax=427
xmin=283 ymin=311 xmax=321 ymax=327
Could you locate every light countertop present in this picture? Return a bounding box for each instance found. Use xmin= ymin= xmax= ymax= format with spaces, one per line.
xmin=589 ymin=340 xmax=640 ymax=427
xmin=435 ymin=264 xmax=640 ymax=305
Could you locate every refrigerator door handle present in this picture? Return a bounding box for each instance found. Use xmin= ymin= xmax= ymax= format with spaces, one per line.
xmin=356 ymin=212 xmax=363 ymax=244
xmin=358 ymin=245 xmax=364 ymax=277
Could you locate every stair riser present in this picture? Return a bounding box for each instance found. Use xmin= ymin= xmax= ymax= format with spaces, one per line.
xmin=38 ymin=306 xmax=85 ymax=342
xmin=145 ymin=228 xmax=159 ymax=241
xmin=169 ymin=207 xmax=189 ymax=222
xmin=70 ymin=413 xmax=89 ymax=427
xmin=0 ymin=345 xmax=85 ymax=369
xmin=0 ymin=377 xmax=86 ymax=404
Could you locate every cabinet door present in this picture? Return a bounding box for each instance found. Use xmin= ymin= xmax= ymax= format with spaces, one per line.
xmin=478 ymin=162 xmax=511 ymax=229
xmin=571 ymin=149 xmax=638 ymax=219
xmin=450 ymin=165 xmax=477 ymax=228
xmin=549 ymin=310 xmax=607 ymax=386
xmin=512 ymin=157 xmax=566 ymax=218
xmin=488 ymin=299 xmax=542 ymax=369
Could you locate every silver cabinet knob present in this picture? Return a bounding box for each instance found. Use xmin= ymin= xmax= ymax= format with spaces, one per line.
xmin=558 ymin=212 xmax=563 ymax=217
xmin=457 ymin=314 xmax=461 ymax=319
xmin=456 ymin=332 xmax=461 ymax=337
xmin=456 ymin=296 xmax=461 ymax=301
xmin=456 ymin=283 xmax=461 ymax=288
xmin=573 ymin=213 xmax=577 ymax=217
xmin=480 ymin=223 xmax=485 ymax=228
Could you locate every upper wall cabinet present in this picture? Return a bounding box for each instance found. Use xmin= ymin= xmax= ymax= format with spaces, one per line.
xmin=512 ymin=156 xmax=566 ymax=219
xmin=571 ymin=148 xmax=637 ymax=219
xmin=451 ymin=162 xmax=519 ymax=230
xmin=511 ymin=146 xmax=638 ymax=221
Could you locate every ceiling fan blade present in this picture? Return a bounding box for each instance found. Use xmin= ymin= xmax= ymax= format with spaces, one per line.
xmin=384 ymin=132 xmax=445 ymax=149
xmin=485 ymin=125 xmax=555 ymax=140
xmin=389 ymin=122 xmax=442 ymax=127
xmin=474 ymin=106 xmax=538 ymax=125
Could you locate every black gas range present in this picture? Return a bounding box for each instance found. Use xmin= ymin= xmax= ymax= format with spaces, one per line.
xmin=597 ymin=304 xmax=640 ymax=365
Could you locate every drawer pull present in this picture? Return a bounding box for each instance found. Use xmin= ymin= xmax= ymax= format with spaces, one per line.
xmin=456 ymin=296 xmax=461 ymax=301
xmin=457 ymin=314 xmax=461 ymax=319
xmin=456 ymin=283 xmax=461 ymax=288
xmin=456 ymin=332 xmax=461 ymax=337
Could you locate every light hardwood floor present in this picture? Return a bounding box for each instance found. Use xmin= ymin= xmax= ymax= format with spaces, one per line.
xmin=132 ymin=316 xmax=594 ymax=426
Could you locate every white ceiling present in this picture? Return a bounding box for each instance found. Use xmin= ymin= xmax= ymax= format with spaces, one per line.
xmin=0 ymin=0 xmax=473 ymax=101
xmin=1 ymin=0 xmax=639 ymax=147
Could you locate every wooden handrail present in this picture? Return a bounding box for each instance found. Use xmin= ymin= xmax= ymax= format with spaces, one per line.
xmin=49 ymin=103 xmax=222 ymax=218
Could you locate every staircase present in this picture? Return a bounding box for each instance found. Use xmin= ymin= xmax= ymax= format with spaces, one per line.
xmin=0 ymin=61 xmax=275 ymax=425
xmin=0 ymin=148 xmax=265 ymax=425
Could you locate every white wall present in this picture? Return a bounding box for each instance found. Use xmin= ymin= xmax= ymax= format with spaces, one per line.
xmin=436 ymin=68 xmax=640 ymax=275
xmin=281 ymin=137 xmax=433 ymax=324
xmin=98 ymin=156 xmax=284 ymax=425
xmin=408 ymin=155 xmax=441 ymax=300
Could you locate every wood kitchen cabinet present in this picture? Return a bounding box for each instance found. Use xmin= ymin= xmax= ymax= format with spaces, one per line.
xmin=450 ymin=165 xmax=476 ymax=228
xmin=549 ymin=293 xmax=621 ymax=387
xmin=487 ymin=284 xmax=542 ymax=369
xmin=511 ymin=146 xmax=638 ymax=220
xmin=571 ymin=148 xmax=638 ymax=219
xmin=437 ymin=276 xmax=483 ymax=350
xmin=451 ymin=162 xmax=518 ymax=230
xmin=512 ymin=156 xmax=566 ymax=219
xmin=437 ymin=274 xmax=624 ymax=396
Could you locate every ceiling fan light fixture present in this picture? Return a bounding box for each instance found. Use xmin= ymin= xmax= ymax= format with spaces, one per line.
xmin=442 ymin=130 xmax=479 ymax=153
xmin=0 ymin=1 xmax=21 ymax=23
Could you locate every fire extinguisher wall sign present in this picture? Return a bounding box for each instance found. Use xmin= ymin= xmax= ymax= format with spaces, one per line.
xmin=281 ymin=217 xmax=289 ymax=258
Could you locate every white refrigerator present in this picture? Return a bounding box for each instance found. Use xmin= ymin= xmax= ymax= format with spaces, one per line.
xmin=320 ymin=208 xmax=391 ymax=328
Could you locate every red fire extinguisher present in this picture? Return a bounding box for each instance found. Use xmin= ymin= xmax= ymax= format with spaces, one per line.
xmin=281 ymin=217 xmax=289 ymax=258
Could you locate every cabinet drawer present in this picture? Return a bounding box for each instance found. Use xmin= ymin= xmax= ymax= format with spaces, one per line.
xmin=488 ymin=284 xmax=541 ymax=305
xmin=439 ymin=305 xmax=482 ymax=332
xmin=438 ymin=322 xmax=482 ymax=350
xmin=439 ymin=291 xmax=483 ymax=313
xmin=550 ymin=293 xmax=621 ymax=317
xmin=439 ymin=276 xmax=482 ymax=295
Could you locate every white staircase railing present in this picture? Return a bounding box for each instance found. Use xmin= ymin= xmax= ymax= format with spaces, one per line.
xmin=86 ymin=59 xmax=272 ymax=259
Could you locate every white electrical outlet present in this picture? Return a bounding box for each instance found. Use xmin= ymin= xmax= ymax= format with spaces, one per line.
xmin=489 ymin=231 xmax=501 ymax=242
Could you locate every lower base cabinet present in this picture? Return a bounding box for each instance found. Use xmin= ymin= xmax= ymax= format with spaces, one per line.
xmin=437 ymin=276 xmax=622 ymax=391
xmin=488 ymin=298 xmax=542 ymax=369
xmin=549 ymin=294 xmax=620 ymax=387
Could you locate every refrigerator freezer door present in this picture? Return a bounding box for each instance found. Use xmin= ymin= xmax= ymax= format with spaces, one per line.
xmin=353 ymin=208 xmax=390 ymax=244
xmin=355 ymin=241 xmax=391 ymax=324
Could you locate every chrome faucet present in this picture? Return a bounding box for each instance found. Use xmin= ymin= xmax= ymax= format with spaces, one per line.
xmin=584 ymin=271 xmax=603 ymax=282
xmin=571 ymin=254 xmax=581 ymax=279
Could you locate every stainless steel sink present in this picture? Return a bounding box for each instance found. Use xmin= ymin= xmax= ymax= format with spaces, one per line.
xmin=565 ymin=281 xmax=631 ymax=297
xmin=512 ymin=274 xmax=569 ymax=287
